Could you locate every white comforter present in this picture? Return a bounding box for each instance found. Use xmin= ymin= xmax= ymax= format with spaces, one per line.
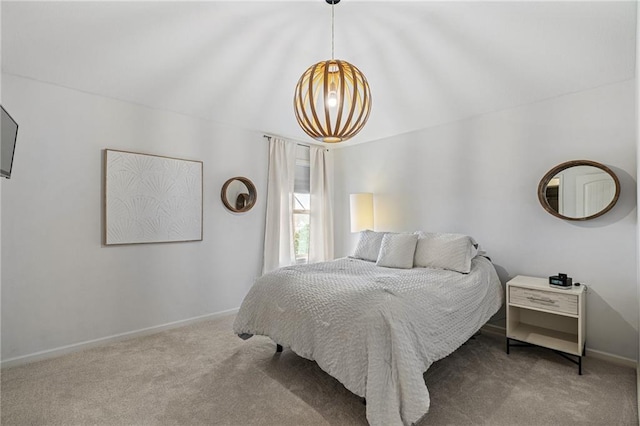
xmin=233 ymin=256 xmax=503 ymax=425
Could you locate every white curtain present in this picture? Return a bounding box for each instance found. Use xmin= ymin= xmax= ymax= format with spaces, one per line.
xmin=309 ymin=146 xmax=334 ymax=263
xmin=262 ymin=138 xmax=297 ymax=274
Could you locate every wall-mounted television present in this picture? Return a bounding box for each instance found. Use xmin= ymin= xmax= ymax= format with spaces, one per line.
xmin=1 ymin=105 xmax=19 ymax=179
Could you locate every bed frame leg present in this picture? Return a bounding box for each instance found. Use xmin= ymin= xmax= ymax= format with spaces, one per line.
xmin=276 ymin=344 xmax=283 ymax=353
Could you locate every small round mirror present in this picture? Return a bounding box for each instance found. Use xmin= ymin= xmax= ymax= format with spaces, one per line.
xmin=221 ymin=177 xmax=257 ymax=213
xmin=538 ymin=160 xmax=620 ymax=221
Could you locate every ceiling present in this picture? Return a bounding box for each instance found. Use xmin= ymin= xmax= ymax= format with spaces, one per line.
xmin=1 ymin=1 xmax=636 ymax=146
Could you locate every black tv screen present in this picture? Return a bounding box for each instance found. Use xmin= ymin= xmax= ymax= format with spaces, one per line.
xmin=1 ymin=105 xmax=18 ymax=179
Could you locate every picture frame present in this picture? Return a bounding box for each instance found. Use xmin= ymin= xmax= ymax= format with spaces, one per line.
xmin=104 ymin=149 xmax=203 ymax=245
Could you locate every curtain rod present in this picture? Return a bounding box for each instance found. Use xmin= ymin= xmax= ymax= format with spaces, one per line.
xmin=263 ymin=134 xmax=329 ymax=151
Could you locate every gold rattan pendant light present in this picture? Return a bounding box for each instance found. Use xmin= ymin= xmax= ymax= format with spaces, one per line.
xmin=294 ymin=0 xmax=372 ymax=143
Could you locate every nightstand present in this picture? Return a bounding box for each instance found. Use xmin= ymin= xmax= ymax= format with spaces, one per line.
xmin=506 ymin=275 xmax=586 ymax=374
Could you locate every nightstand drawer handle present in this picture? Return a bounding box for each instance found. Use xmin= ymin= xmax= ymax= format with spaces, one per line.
xmin=526 ymin=296 xmax=556 ymax=305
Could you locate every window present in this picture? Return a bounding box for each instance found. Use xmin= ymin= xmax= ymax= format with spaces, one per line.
xmin=293 ymin=146 xmax=310 ymax=263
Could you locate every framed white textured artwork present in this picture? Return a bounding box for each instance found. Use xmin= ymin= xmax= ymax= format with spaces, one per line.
xmin=104 ymin=149 xmax=203 ymax=245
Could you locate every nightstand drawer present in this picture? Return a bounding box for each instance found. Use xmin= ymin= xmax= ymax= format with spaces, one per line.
xmin=509 ymin=286 xmax=578 ymax=315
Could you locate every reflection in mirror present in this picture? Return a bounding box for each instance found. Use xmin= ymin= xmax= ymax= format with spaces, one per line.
xmin=538 ymin=160 xmax=620 ymax=221
xmin=221 ymin=177 xmax=257 ymax=213
xmin=226 ymin=180 xmax=248 ymax=206
xmin=236 ymin=193 xmax=250 ymax=210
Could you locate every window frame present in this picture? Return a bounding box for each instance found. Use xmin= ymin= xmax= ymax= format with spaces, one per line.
xmin=293 ymin=146 xmax=311 ymax=264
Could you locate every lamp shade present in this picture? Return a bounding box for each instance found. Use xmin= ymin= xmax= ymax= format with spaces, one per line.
xmin=349 ymin=193 xmax=373 ymax=233
xmin=294 ymin=59 xmax=372 ymax=143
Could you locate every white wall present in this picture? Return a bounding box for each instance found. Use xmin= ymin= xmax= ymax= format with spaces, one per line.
xmin=1 ymin=74 xmax=636 ymax=364
xmin=1 ymin=74 xmax=268 ymax=362
xmin=334 ymin=80 xmax=637 ymax=360
xmin=635 ymin=0 xmax=640 ymax=403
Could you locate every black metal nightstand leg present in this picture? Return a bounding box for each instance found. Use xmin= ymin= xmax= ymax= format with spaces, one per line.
xmin=579 ymin=356 xmax=582 ymax=375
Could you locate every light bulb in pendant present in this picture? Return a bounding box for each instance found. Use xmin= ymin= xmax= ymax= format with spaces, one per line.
xmin=327 ymin=92 xmax=338 ymax=107
xmin=327 ymin=81 xmax=338 ymax=108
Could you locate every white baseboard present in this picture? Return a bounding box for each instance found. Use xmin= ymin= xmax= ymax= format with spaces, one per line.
xmin=480 ymin=323 xmax=507 ymax=337
xmin=5 ymin=313 xmax=635 ymax=370
xmin=480 ymin=324 xmax=637 ymax=369
xmin=1 ymin=308 xmax=239 ymax=369
xmin=586 ymin=347 xmax=637 ymax=369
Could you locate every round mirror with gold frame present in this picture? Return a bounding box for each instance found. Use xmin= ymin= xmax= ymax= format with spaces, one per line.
xmin=537 ymin=160 xmax=620 ymax=221
xmin=221 ymin=177 xmax=257 ymax=213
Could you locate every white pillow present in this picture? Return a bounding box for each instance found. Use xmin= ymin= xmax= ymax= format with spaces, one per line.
xmin=414 ymin=232 xmax=478 ymax=273
xmin=376 ymin=233 xmax=419 ymax=269
xmin=352 ymin=230 xmax=387 ymax=262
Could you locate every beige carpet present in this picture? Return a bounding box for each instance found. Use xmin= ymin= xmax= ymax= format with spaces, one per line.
xmin=1 ymin=314 xmax=637 ymax=425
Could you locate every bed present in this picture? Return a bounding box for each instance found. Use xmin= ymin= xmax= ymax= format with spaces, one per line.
xmin=233 ymin=232 xmax=503 ymax=426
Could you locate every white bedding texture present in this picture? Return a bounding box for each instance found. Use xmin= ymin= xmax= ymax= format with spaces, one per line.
xmin=233 ymin=253 xmax=503 ymax=426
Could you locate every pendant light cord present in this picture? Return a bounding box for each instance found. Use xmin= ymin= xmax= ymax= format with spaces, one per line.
xmin=331 ymin=2 xmax=335 ymax=59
